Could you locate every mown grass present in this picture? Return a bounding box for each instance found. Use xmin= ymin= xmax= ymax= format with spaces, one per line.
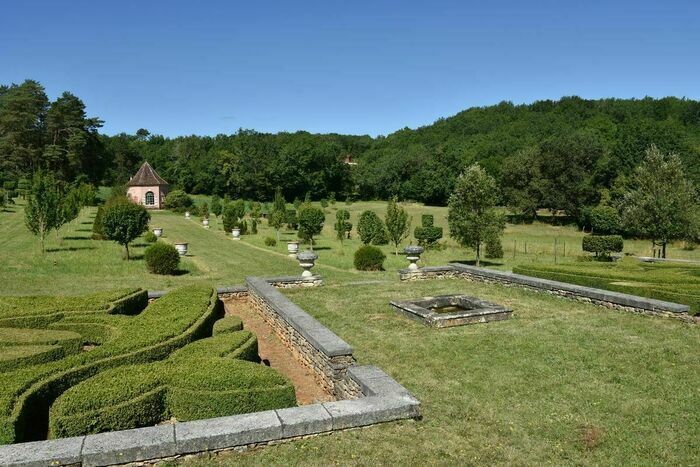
xmin=1 ymin=201 xmax=698 ymax=464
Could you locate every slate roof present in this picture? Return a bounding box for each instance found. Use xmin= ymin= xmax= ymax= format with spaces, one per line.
xmin=127 ymin=161 xmax=168 ymax=186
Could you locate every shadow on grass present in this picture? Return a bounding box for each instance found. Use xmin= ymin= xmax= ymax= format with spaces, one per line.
xmin=62 ymin=236 xmax=91 ymax=240
xmin=46 ymin=246 xmax=97 ymax=253
xmin=448 ymin=259 xmax=504 ymax=267
xmin=80 ymin=221 xmax=93 ymax=225
xmin=75 ymin=228 xmax=93 ymax=232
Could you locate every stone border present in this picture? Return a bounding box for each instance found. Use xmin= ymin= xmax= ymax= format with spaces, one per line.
xmin=0 ymin=277 xmax=420 ymax=466
xmin=391 ymin=294 xmax=512 ymax=328
xmin=399 ymin=264 xmax=694 ymax=321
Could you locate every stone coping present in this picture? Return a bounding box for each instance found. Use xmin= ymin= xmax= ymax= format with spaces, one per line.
xmin=246 ymin=277 xmax=353 ymax=357
xmin=450 ymin=263 xmax=690 ymax=313
xmin=0 ymin=366 xmax=419 ymax=467
xmin=391 ymin=294 xmax=512 ymax=328
xmin=400 ymin=264 xmax=690 ymax=314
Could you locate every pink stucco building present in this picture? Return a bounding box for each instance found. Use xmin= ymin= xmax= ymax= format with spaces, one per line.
xmin=126 ymin=162 xmax=169 ymax=209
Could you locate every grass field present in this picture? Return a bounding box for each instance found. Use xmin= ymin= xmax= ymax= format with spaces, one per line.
xmin=0 ymin=200 xmax=698 ymax=464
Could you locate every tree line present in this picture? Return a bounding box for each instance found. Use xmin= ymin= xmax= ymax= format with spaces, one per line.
xmin=2 ymin=79 xmax=699 ymax=220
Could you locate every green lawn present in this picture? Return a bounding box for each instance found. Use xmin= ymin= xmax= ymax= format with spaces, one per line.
xmin=0 ymin=201 xmax=698 ymax=464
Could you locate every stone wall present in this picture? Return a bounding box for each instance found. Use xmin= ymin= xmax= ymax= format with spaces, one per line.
xmin=400 ymin=263 xmax=695 ymax=322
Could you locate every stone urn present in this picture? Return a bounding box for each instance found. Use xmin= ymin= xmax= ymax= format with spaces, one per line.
xmin=152 ymin=227 xmax=163 ymax=238
xmin=231 ymin=228 xmax=241 ymax=240
xmin=202 ymin=218 xmax=209 ymax=228
xmin=174 ymin=242 xmax=189 ymax=256
xmin=297 ymin=250 xmax=318 ymax=278
xmin=287 ymin=241 xmax=300 ymax=257
xmin=404 ymin=245 xmax=424 ymax=271
xmin=185 ymin=211 xmax=191 ymax=220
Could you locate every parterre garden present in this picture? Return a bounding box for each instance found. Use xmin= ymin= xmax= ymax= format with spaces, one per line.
xmin=0 ymin=199 xmax=698 ymax=464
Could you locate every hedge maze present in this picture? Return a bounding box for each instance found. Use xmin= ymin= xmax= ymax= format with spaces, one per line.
xmin=0 ymin=285 xmax=296 ymax=444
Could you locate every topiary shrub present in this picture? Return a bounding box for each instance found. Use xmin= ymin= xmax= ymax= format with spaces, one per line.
xmin=354 ymin=245 xmax=386 ymax=271
xmin=358 ymin=210 xmax=389 ymax=245
xmin=144 ymin=242 xmax=180 ymax=275
xmin=223 ymin=200 xmax=246 ymax=233
xmin=285 ymin=209 xmax=298 ymax=229
xmin=264 ymin=237 xmax=277 ymax=247
xmin=485 ymin=237 xmax=504 ymax=258
xmin=164 ymin=190 xmax=194 ymax=213
xmin=92 ymin=206 xmax=105 ymax=240
xmin=144 ymin=231 xmax=158 ymax=243
xmin=589 ymin=205 xmax=621 ymax=235
xmin=414 ymin=214 xmax=443 ymax=249
xmin=582 ymin=235 xmax=624 ymax=259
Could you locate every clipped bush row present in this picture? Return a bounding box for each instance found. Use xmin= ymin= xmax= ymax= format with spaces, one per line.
xmin=582 ymin=235 xmax=624 ymax=257
xmin=0 ymin=285 xmax=221 ymax=444
xmin=50 ymin=329 xmax=294 ymax=437
xmin=213 ymin=316 xmax=244 ymax=335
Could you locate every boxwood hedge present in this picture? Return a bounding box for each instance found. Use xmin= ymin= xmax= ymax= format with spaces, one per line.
xmin=50 ymin=329 xmax=295 ymax=437
xmin=0 ymin=285 xmax=220 ymax=444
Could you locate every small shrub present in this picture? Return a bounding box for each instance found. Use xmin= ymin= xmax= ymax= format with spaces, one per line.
xmin=354 ymin=245 xmax=386 ymax=271
xmin=320 ymin=199 xmax=329 ymax=208
xmin=144 ymin=231 xmax=158 ymax=243
xmin=144 ymin=242 xmax=180 ymax=275
xmin=414 ymin=214 xmax=443 ymax=248
xmin=582 ymin=235 xmax=624 ymax=258
xmin=165 ymin=190 xmax=194 ymax=213
xmin=92 ymin=206 xmax=105 ymax=240
xmin=485 ymin=237 xmax=504 ymax=258
xmin=264 ymin=237 xmax=277 ymax=247
xmin=285 ymin=209 xmax=298 ymax=229
xmin=589 ymin=205 xmax=621 ymax=235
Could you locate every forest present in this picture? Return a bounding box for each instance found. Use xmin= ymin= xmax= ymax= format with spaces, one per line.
xmin=2 ymin=79 xmax=699 ymax=219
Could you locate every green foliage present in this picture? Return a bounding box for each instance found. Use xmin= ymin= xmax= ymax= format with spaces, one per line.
xmin=297 ymin=204 xmax=325 ymax=247
xmin=144 ymin=242 xmax=180 ymax=275
xmin=24 ymin=171 xmax=61 ymax=253
xmin=385 ymin=197 xmax=410 ymax=254
xmin=293 ymin=197 xmax=301 ymax=209
xmin=334 ymin=209 xmax=352 ymax=243
xmin=91 ymin=206 xmax=105 ymax=240
xmin=264 ymin=236 xmax=277 ymax=247
xmin=485 ymin=236 xmax=504 ymax=259
xmin=102 ymin=201 xmax=150 ymax=260
xmin=210 ymin=195 xmax=222 ymax=217
xmin=329 ymin=192 xmax=336 ymax=204
xmin=414 ymin=214 xmax=443 ymax=249
xmin=222 ymin=200 xmax=245 ymax=233
xmin=621 ymin=145 xmax=699 ymax=257
xmin=200 ymin=202 xmax=209 ymax=219
xmin=144 ymin=231 xmax=158 ymax=243
xmin=582 ymin=235 xmax=624 ymax=258
xmin=213 ymin=316 xmax=243 ymax=335
xmin=164 ymin=190 xmax=194 ymax=213
xmin=320 ymin=199 xmax=329 ymax=208
xmin=448 ymin=164 xmax=505 ymax=266
xmin=353 ymin=245 xmax=386 ymax=271
xmin=357 ymin=210 xmax=388 ymax=245
xmin=285 ymin=209 xmax=298 ymax=229
xmin=589 ymin=205 xmax=621 ymax=235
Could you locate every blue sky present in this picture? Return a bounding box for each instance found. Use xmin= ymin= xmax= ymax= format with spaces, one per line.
xmin=2 ymin=0 xmax=699 ymax=137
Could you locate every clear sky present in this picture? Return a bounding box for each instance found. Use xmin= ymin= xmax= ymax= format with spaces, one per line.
xmin=2 ymin=0 xmax=699 ymax=137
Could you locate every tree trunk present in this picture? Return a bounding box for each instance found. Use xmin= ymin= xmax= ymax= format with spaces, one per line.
xmin=476 ymin=243 xmax=481 ymax=267
xmin=662 ymin=241 xmax=667 ymax=259
xmin=124 ymin=243 xmax=130 ymax=260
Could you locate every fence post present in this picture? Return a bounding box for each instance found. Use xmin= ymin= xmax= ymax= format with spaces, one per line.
xmin=554 ymin=238 xmax=558 ymax=263
xmin=524 ymin=242 xmax=527 ymax=255
xmin=513 ymin=240 xmax=516 ymax=259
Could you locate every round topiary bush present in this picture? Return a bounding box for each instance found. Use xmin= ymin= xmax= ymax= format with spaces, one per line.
xmin=144 ymin=242 xmax=180 ymax=275
xmin=485 ymin=238 xmax=504 ymax=258
xmin=264 ymin=237 xmax=277 ymax=247
xmin=354 ymin=245 xmax=386 ymax=271
xmin=144 ymin=231 xmax=158 ymax=243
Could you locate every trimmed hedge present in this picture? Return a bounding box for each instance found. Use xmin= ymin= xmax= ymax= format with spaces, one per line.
xmin=582 ymin=235 xmax=623 ymax=258
xmin=414 ymin=214 xmax=443 ymax=248
xmin=0 ymin=285 xmax=220 ymax=444
xmin=144 ymin=242 xmax=180 ymax=275
xmin=354 ymin=245 xmax=386 ymax=271
xmin=50 ymin=330 xmax=294 ymax=437
xmin=213 ymin=316 xmax=244 ymax=335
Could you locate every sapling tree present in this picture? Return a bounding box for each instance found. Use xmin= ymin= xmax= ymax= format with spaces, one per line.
xmin=297 ymin=203 xmax=325 ymax=249
xmin=621 ymin=145 xmax=699 ymax=258
xmin=385 ymin=196 xmax=410 ymax=255
xmin=334 ymin=209 xmax=352 ymax=244
xmin=211 ymin=196 xmax=222 ymax=217
xmin=448 ymin=164 xmax=505 ymax=267
xmin=102 ymin=201 xmax=150 ymax=260
xmin=24 ymin=172 xmax=61 ymax=254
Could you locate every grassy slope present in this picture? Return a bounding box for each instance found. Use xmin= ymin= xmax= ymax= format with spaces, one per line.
xmin=1 ymin=201 xmax=698 ymax=464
